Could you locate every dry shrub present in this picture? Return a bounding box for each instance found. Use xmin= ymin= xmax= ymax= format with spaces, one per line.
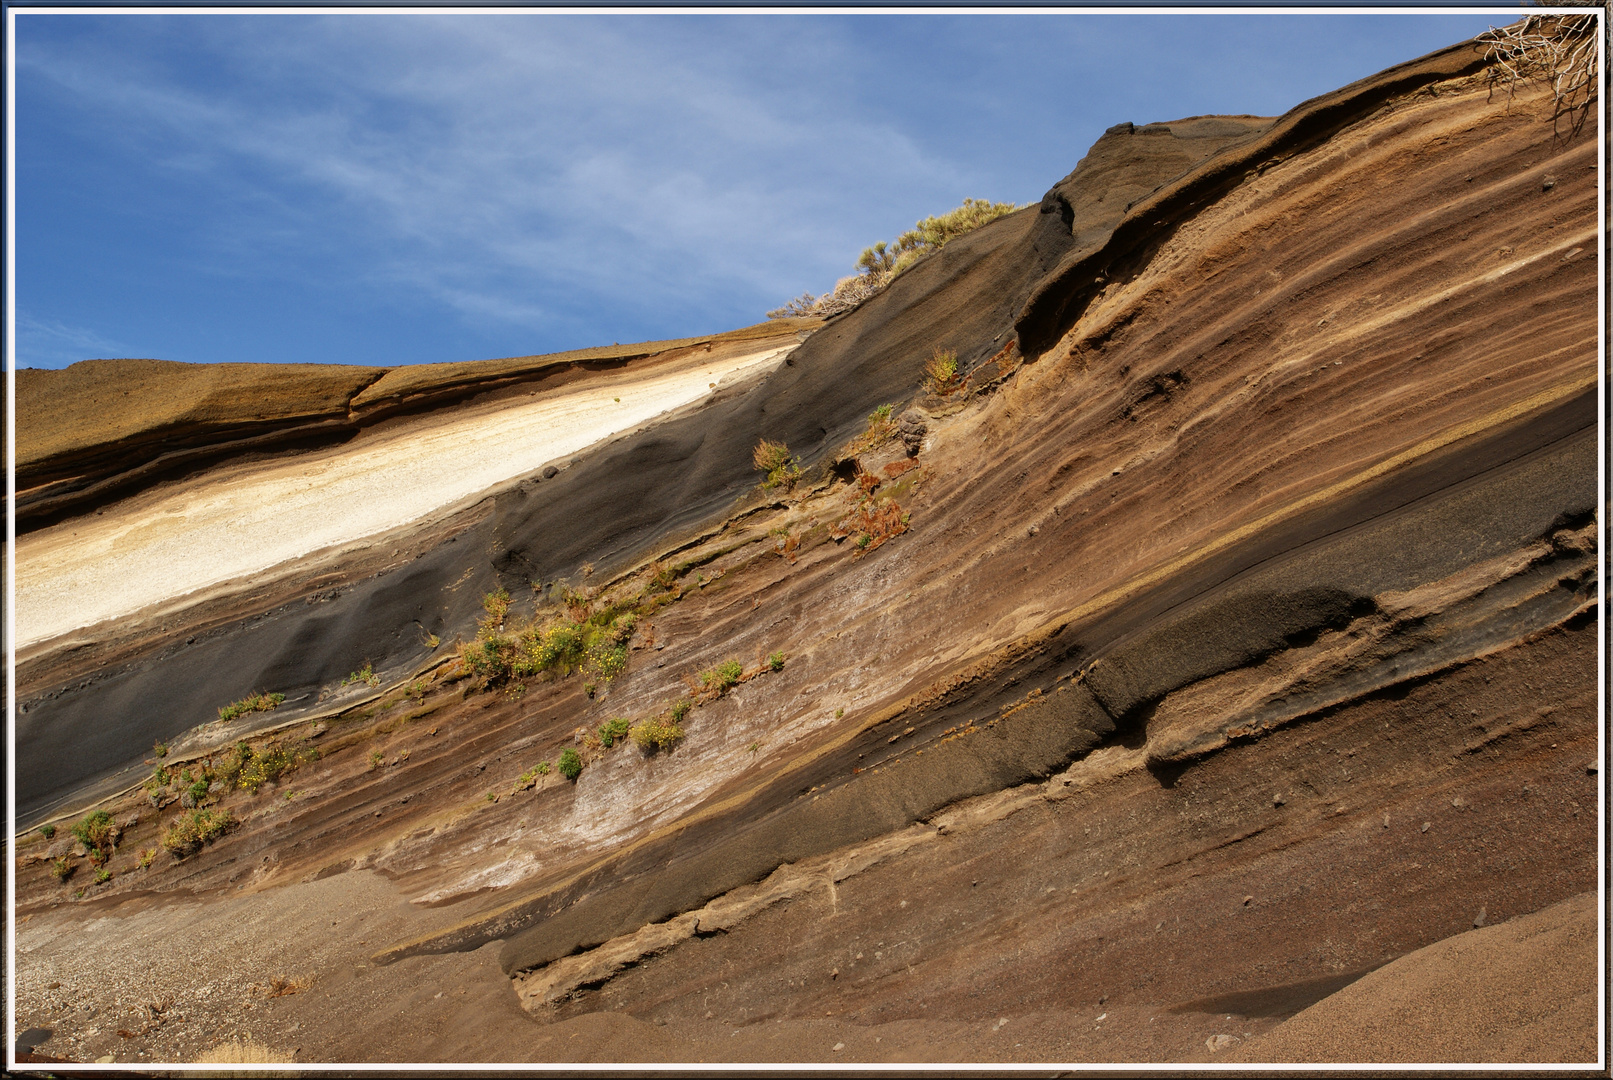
xmin=924 ymin=349 xmax=961 ymax=395
xmin=1478 ymin=13 xmax=1599 ymax=133
xmin=261 ymin=975 xmax=311 ymax=998
xmin=753 ymin=439 xmax=802 ymax=490
xmin=769 ymin=197 xmax=1020 ymax=319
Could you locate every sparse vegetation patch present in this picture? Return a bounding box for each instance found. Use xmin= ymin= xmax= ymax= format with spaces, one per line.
xmin=753 ymin=439 xmax=803 ymax=491
xmin=769 ymin=198 xmax=1021 ymax=318
xmin=217 ymin=691 xmax=286 ymax=723
xmin=161 ymin=807 xmax=235 ymax=856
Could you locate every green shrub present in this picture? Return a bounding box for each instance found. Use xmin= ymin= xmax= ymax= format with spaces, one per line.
xmin=670 ymin=698 xmax=691 ymax=722
xmin=368 ymin=750 xmax=385 ymax=771
xmin=153 ymin=741 xmax=168 ymax=758
xmin=700 ymin=660 xmax=745 ymax=692
xmin=217 ymin=691 xmax=285 ymax=723
xmin=52 ymin=856 xmax=73 ymax=882
xmin=768 ymin=651 xmax=786 ymax=672
xmin=161 ymin=808 xmax=235 ymax=856
xmin=94 ymin=868 xmax=112 ymax=885
xmin=598 ymin=717 xmax=632 ymax=749
xmin=71 ymin=811 xmax=116 ymax=858
xmin=537 ymin=760 xmax=552 ymax=775
xmin=39 ymin=824 xmax=55 ymax=840
xmin=558 ymin=748 xmax=583 ymax=782
xmin=630 ymin=717 xmax=685 ymax=753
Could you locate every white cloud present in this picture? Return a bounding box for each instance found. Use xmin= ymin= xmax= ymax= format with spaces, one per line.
xmin=18 ymin=13 xmax=971 ymax=342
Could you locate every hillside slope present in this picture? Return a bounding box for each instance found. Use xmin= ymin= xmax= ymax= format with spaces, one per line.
xmin=9 ymin=25 xmax=1602 ymax=1068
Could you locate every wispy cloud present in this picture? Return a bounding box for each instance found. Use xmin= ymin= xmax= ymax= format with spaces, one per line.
xmin=13 ymin=12 xmax=1502 ymax=367
xmin=18 ymin=14 xmax=966 ymax=346
xmin=14 ymin=312 xmax=128 ymax=368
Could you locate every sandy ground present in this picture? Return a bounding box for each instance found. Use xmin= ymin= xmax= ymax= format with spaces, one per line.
xmin=14 ymin=343 xmax=794 ymax=649
xmin=1228 ymin=892 xmax=1602 ymax=1064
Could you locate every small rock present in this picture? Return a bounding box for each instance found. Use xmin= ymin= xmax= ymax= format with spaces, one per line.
xmin=832 ymin=1042 xmax=845 ymax=1052
xmin=704 ymin=1011 xmax=714 ymax=1020
xmin=1242 ymin=895 xmax=1253 ymax=906
xmin=897 ymin=410 xmax=928 ymax=456
xmin=1206 ymin=1034 xmax=1240 ymax=1052
xmin=1542 ymin=174 xmax=1557 ymax=191
xmin=1382 ymin=814 xmax=1390 ymax=829
xmin=1473 ymin=906 xmax=1487 ymax=928
xmin=830 ymin=968 xmax=839 ymax=980
xmin=1272 ymin=794 xmax=1285 ymax=807
xmin=1420 ymin=821 xmax=1431 ymax=833
xmin=96 ymin=1056 xmax=115 ymax=1064
xmin=542 ymin=465 xmax=559 ymax=479
xmin=1588 ymin=763 xmax=1598 ymax=775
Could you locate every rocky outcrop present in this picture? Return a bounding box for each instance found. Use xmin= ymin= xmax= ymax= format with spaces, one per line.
xmin=9 ymin=23 xmax=1599 ymax=1067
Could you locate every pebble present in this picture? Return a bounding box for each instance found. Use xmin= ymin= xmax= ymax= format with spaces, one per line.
xmin=1206 ymin=1034 xmax=1240 ymax=1052
xmin=832 ymin=1042 xmax=845 ymax=1052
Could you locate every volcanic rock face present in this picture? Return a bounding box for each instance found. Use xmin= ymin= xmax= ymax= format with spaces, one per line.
xmin=9 ymin=30 xmax=1601 ymax=1067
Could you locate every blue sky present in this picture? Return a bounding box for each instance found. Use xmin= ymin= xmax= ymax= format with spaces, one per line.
xmin=12 ymin=9 xmax=1514 ymax=370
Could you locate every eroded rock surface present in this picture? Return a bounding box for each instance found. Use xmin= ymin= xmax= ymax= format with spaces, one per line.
xmin=9 ymin=26 xmax=1600 ymax=1067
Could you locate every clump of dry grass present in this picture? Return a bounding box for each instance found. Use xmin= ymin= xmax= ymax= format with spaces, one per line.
xmin=753 ymin=439 xmax=802 ymax=491
xmin=769 ymin=197 xmax=1021 ymax=319
xmin=923 ymin=349 xmax=961 ymax=395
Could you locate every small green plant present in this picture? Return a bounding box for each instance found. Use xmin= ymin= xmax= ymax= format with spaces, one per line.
xmin=558 ymin=748 xmax=583 ymax=782
xmin=161 ymin=808 xmax=235 ymax=856
xmin=670 ymin=698 xmax=691 ymax=722
xmin=768 ymin=651 xmax=786 ymax=672
xmin=836 ymin=708 xmax=845 ymax=719
xmin=342 ymin=663 xmax=380 ymax=688
xmin=406 ymin=680 xmax=427 ymax=702
xmin=856 ymin=533 xmax=872 ymax=550
xmin=598 ymin=717 xmax=632 ymax=749
xmin=629 ymin=717 xmax=685 ymax=753
xmin=537 ymin=760 xmax=552 ymax=775
xmin=924 ymin=349 xmax=961 ymax=395
xmin=217 ymin=691 xmax=285 ymax=723
xmin=848 ymin=404 xmax=898 ymax=455
xmin=484 ymin=792 xmax=496 ymax=802
xmin=137 ymin=847 xmax=158 ymax=869
xmin=753 ymin=439 xmax=803 ymax=491
xmin=153 ymin=741 xmax=169 ymax=758
xmin=52 ymin=856 xmax=73 ymax=882
xmin=39 ymin=824 xmax=55 ymax=840
xmin=187 ymin=778 xmax=211 ymax=805
xmin=699 ymin=660 xmax=745 ymax=692
xmin=94 ymin=867 xmax=112 ymax=885
xmin=369 ymin=750 xmax=385 ymax=771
